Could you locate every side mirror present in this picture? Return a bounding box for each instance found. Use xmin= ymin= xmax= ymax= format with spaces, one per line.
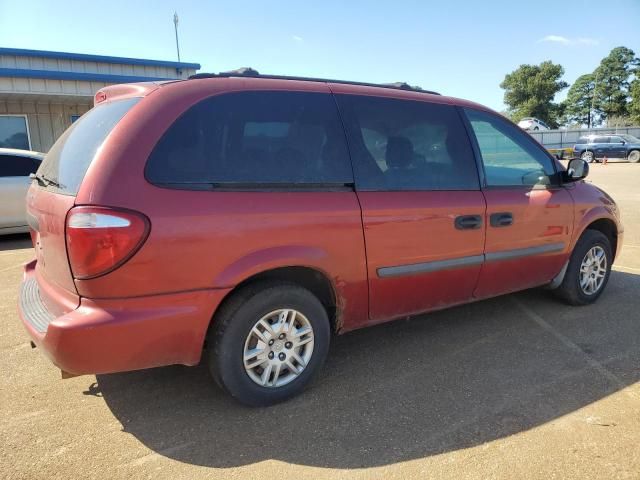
xmin=563 ymin=158 xmax=589 ymax=182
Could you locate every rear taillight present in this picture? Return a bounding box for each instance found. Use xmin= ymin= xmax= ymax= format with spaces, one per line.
xmin=66 ymin=206 xmax=150 ymax=279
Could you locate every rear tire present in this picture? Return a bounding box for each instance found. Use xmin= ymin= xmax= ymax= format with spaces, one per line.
xmin=628 ymin=150 xmax=640 ymax=163
xmin=207 ymin=281 xmax=330 ymax=407
xmin=581 ymin=150 xmax=595 ymax=163
xmin=554 ymin=230 xmax=612 ymax=306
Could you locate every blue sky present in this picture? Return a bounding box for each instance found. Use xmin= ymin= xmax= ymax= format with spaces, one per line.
xmin=1 ymin=0 xmax=638 ymax=111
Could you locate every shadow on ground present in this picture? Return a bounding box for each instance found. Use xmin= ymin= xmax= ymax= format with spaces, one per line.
xmin=95 ymin=270 xmax=639 ymax=469
xmin=0 ymin=233 xmax=32 ymax=252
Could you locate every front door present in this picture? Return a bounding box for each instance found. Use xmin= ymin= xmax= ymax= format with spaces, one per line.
xmin=463 ymin=108 xmax=574 ymax=298
xmin=333 ymin=90 xmax=486 ymax=324
xmin=608 ymin=136 xmax=627 ymax=159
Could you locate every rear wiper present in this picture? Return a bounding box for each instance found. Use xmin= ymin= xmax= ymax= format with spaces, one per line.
xmin=30 ymin=172 xmax=64 ymax=189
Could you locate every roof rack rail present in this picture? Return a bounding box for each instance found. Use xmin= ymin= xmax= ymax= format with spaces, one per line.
xmin=188 ymin=68 xmax=440 ymax=95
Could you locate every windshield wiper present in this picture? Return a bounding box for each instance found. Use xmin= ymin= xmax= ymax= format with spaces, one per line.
xmin=30 ymin=172 xmax=64 ymax=189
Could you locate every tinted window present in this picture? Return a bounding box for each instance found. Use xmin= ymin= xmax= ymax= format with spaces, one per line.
xmin=465 ymin=108 xmax=555 ymax=187
xmin=38 ymin=98 xmax=140 ymax=195
xmin=335 ymin=95 xmax=479 ymax=191
xmin=0 ymin=154 xmax=40 ymax=177
xmin=609 ymin=136 xmax=624 ymax=143
xmin=0 ymin=116 xmax=30 ymax=150
xmin=576 ymin=137 xmax=589 ymax=144
xmin=593 ymin=136 xmax=610 ymax=144
xmin=146 ymin=91 xmax=352 ymax=187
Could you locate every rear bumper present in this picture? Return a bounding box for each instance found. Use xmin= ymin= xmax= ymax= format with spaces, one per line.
xmin=18 ymin=261 xmax=231 ymax=375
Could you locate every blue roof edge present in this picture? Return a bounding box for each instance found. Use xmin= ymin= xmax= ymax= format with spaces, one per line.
xmin=0 ymin=67 xmax=177 ymax=84
xmin=0 ymin=47 xmax=201 ymax=70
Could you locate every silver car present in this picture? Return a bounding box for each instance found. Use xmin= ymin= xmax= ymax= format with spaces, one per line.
xmin=0 ymin=148 xmax=44 ymax=235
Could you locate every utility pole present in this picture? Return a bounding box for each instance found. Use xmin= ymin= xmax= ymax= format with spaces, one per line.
xmin=590 ymin=70 xmax=599 ymax=129
xmin=173 ymin=12 xmax=181 ymax=62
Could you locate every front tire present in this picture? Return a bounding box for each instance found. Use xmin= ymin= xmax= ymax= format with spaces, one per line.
xmin=554 ymin=230 xmax=612 ymax=306
xmin=208 ymin=282 xmax=330 ymax=407
xmin=628 ymin=150 xmax=640 ymax=163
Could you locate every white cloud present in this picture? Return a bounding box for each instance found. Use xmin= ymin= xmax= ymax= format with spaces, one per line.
xmin=575 ymin=37 xmax=599 ymax=46
xmin=292 ymin=35 xmax=304 ymax=42
xmin=538 ymin=35 xmax=599 ymax=46
xmin=540 ymin=35 xmax=570 ymax=44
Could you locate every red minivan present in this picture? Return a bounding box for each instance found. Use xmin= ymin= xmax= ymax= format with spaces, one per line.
xmin=18 ymin=71 xmax=623 ymax=406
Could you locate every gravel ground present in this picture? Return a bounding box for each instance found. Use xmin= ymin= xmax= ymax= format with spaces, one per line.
xmin=1 ymin=162 xmax=639 ymax=480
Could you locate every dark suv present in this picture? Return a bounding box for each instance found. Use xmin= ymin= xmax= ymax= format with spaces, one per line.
xmin=574 ymin=134 xmax=640 ymax=163
xmin=18 ymin=71 xmax=622 ymax=406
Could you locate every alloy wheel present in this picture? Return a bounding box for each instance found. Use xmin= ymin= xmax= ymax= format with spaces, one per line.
xmin=579 ymin=246 xmax=607 ymax=295
xmin=243 ymin=309 xmax=315 ymax=388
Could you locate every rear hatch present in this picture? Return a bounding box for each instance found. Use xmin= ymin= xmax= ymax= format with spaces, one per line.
xmin=28 ymin=97 xmax=141 ymax=315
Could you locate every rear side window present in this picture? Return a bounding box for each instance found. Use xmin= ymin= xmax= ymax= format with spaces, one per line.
xmin=38 ymin=98 xmax=140 ymax=195
xmin=145 ymin=91 xmax=353 ymax=188
xmin=0 ymin=155 xmax=40 ymax=177
xmin=335 ymin=95 xmax=479 ymax=191
xmin=593 ymin=136 xmax=610 ymax=144
xmin=576 ymin=137 xmax=589 ymax=144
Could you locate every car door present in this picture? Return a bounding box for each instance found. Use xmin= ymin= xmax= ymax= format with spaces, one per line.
xmin=0 ymin=154 xmax=39 ymax=229
xmin=334 ymin=90 xmax=486 ymax=323
xmin=463 ymin=109 xmax=573 ymax=299
xmin=592 ymin=136 xmax=610 ymax=159
xmin=608 ymin=136 xmax=626 ymax=159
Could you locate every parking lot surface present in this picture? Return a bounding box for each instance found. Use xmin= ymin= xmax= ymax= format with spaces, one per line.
xmin=1 ymin=163 xmax=639 ymax=480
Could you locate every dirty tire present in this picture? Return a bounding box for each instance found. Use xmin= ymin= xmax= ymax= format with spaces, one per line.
xmin=554 ymin=230 xmax=612 ymax=306
xmin=207 ymin=281 xmax=330 ymax=407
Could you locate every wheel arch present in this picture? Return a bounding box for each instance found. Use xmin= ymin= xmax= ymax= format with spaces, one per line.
xmin=211 ymin=265 xmax=342 ymax=338
xmin=576 ymin=216 xmax=619 ymax=261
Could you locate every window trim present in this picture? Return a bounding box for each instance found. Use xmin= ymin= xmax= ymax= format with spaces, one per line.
xmin=0 ymin=114 xmax=32 ymax=150
xmin=461 ymin=107 xmax=561 ymax=189
xmin=150 ymin=181 xmax=355 ymax=192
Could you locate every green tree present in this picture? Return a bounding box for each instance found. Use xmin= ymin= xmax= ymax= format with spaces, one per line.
xmin=500 ymin=61 xmax=568 ymax=128
xmin=594 ymin=46 xmax=638 ymax=121
xmin=630 ymin=78 xmax=640 ymax=124
xmin=563 ymin=73 xmax=597 ymax=127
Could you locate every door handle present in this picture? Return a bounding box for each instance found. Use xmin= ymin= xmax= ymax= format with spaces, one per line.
xmin=490 ymin=212 xmax=513 ymax=227
xmin=455 ymin=215 xmax=483 ymax=230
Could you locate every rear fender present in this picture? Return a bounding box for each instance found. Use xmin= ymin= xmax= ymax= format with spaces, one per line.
xmin=213 ymin=245 xmax=330 ymax=288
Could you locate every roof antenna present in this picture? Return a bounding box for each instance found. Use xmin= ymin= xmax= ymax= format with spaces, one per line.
xmin=173 ymin=12 xmax=181 ymax=62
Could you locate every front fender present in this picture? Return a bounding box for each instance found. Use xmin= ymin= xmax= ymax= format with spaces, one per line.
xmin=571 ymin=205 xmax=622 ymax=258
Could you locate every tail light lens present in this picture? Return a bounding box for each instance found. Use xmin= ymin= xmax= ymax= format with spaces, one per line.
xmin=66 ymin=206 xmax=150 ymax=279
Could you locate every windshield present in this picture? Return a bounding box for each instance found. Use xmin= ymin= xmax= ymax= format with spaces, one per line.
xmin=37 ymin=97 xmax=140 ymax=195
xmin=621 ymin=134 xmax=640 ymax=143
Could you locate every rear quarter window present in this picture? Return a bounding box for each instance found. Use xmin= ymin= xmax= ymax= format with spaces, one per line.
xmin=145 ymin=91 xmax=353 ymax=188
xmin=0 ymin=154 xmax=40 ymax=177
xmin=38 ymin=98 xmax=140 ymax=195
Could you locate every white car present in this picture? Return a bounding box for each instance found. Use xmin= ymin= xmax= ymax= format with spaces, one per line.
xmin=0 ymin=148 xmax=44 ymax=235
xmin=517 ymin=117 xmax=550 ymax=131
